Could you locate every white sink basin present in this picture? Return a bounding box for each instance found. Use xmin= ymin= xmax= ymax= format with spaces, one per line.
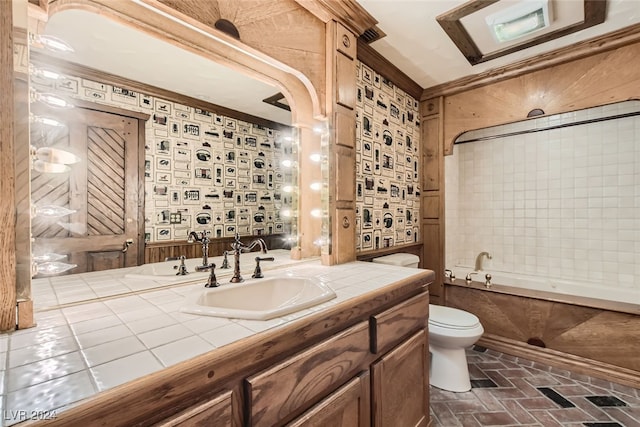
xmin=180 ymin=276 xmax=336 ymax=320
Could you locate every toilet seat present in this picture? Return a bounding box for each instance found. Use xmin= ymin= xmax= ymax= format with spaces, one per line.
xmin=429 ymin=305 xmax=480 ymax=330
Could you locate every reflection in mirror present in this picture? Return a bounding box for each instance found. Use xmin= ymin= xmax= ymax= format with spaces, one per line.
xmin=28 ymin=9 xmax=297 ymax=308
xmin=446 ymin=100 xmax=640 ymax=305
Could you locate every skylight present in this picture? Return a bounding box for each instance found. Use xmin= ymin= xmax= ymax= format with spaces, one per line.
xmin=486 ymin=0 xmax=552 ymax=43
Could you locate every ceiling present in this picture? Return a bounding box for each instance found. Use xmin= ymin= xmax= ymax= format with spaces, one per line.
xmin=42 ymin=9 xmax=293 ymax=126
xmin=355 ymin=0 xmax=640 ymax=89
xmin=41 ymin=1 xmax=640 ymax=124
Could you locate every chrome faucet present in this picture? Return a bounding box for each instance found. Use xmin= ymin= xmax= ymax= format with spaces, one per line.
xmin=188 ymin=231 xmax=211 ymax=271
xmin=475 ymin=251 xmax=492 ymax=271
xmin=230 ymin=232 xmax=268 ymax=283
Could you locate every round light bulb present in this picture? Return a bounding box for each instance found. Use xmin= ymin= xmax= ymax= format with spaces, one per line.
xmin=36 ymin=147 xmax=80 ymax=164
xmin=309 ymin=153 xmax=322 ymax=163
xmin=33 ymin=160 xmax=70 ymax=173
xmin=310 ymin=209 xmax=323 ymax=218
xmin=309 ymin=182 xmax=322 ymax=191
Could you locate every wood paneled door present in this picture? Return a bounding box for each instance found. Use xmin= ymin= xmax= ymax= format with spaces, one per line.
xmin=31 ymin=104 xmax=146 ymax=274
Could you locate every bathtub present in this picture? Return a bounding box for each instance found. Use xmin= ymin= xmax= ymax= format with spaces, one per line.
xmin=448 ymin=267 xmax=639 ymax=309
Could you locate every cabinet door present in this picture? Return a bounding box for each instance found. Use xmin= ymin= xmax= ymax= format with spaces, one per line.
xmin=287 ymin=371 xmax=370 ymax=427
xmin=371 ymin=330 xmax=429 ymax=427
xmin=154 ymin=390 xmax=233 ymax=427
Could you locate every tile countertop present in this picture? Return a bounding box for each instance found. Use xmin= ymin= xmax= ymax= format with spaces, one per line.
xmin=1 ymin=259 xmax=428 ymax=426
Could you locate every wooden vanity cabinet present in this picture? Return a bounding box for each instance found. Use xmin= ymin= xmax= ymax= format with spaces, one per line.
xmin=34 ymin=274 xmax=433 ymax=427
xmin=154 ymin=390 xmax=234 ymax=427
xmin=287 ymin=371 xmax=371 ymax=427
xmin=246 ymin=292 xmax=430 ymax=427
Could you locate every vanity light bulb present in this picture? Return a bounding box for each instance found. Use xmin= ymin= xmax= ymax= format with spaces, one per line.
xmin=36 ymin=147 xmax=81 ymax=164
xmin=313 ymin=237 xmax=329 ymax=247
xmin=29 ymin=34 xmax=74 ymax=53
xmin=31 ymin=92 xmax=74 ymax=109
xmin=310 ymin=209 xmax=323 ymax=218
xmin=31 ymin=115 xmax=65 ymax=128
xmin=309 ymin=153 xmax=322 ymax=163
xmin=280 ymin=209 xmax=293 ymax=218
xmin=34 ymin=205 xmax=76 ymax=218
xmin=33 ymin=160 xmax=70 ymax=174
xmin=309 ymin=182 xmax=322 ymax=191
xmin=36 ymin=261 xmax=77 ymax=275
xmin=30 ymin=66 xmax=64 ymax=81
xmin=32 ymin=253 xmax=67 ymax=263
xmin=281 ymin=159 xmax=294 ymax=168
xmin=282 ymin=185 xmax=296 ymax=193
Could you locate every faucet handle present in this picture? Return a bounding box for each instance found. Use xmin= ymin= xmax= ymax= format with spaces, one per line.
xmin=465 ymin=272 xmax=479 ymax=282
xmin=485 ymin=273 xmax=492 ymax=288
xmin=220 ymin=251 xmax=230 ymax=269
xmin=252 ymin=256 xmax=274 ymax=279
xmin=444 ymin=269 xmax=455 ymax=280
xmin=200 ymin=263 xmax=219 ymax=288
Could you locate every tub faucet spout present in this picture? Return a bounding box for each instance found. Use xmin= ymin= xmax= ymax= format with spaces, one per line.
xmin=475 ymin=251 xmax=492 ymax=271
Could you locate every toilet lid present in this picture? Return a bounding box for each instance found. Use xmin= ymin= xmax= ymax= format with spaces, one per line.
xmin=429 ymin=305 xmax=480 ymax=330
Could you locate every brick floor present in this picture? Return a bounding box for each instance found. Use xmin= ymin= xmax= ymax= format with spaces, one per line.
xmin=430 ymin=347 xmax=640 ymax=427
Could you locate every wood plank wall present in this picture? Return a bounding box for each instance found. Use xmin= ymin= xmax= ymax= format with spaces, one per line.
xmin=0 ymin=0 xmax=17 ymax=331
xmin=446 ymin=284 xmax=640 ymax=389
xmin=145 ymin=234 xmax=288 ymax=264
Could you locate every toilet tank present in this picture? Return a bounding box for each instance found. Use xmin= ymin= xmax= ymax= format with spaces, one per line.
xmin=372 ymin=253 xmax=420 ymax=268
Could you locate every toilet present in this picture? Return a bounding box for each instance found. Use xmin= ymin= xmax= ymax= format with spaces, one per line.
xmin=372 ymin=253 xmax=484 ymax=392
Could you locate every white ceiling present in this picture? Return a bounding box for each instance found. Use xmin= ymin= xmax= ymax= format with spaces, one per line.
xmin=42 ymin=1 xmax=640 ymax=121
xmin=43 ymin=9 xmax=293 ymax=126
xmin=356 ymin=0 xmax=640 ymax=88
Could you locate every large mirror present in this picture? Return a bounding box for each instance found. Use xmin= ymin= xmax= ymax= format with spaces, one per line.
xmin=26 ymin=7 xmax=300 ymax=308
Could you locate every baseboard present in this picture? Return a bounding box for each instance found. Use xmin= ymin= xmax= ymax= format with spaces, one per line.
xmin=478 ymin=334 xmax=640 ymax=390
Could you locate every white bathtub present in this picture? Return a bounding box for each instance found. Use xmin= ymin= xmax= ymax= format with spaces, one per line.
xmin=449 ymin=267 xmax=639 ymax=306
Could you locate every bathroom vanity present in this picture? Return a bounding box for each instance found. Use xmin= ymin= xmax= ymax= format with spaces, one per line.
xmin=15 ymin=261 xmax=433 ymax=427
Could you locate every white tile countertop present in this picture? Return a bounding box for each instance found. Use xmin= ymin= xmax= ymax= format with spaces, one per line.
xmin=1 ymin=258 xmax=427 ymax=426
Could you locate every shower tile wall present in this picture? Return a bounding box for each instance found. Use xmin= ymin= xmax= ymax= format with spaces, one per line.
xmin=354 ymin=61 xmax=421 ymax=252
xmin=32 ymin=75 xmax=292 ymax=244
xmin=446 ymin=104 xmax=640 ymax=291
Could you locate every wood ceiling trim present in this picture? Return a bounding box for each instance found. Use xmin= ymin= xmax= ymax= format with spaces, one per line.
xmin=422 ymin=22 xmax=640 ymax=100
xmin=295 ymin=0 xmax=379 ymax=36
xmin=437 ymin=0 xmax=606 ymax=66
xmin=357 ymin=40 xmax=423 ymax=101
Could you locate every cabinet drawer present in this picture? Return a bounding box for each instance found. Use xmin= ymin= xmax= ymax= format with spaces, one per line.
xmin=154 ymin=390 xmax=233 ymax=427
xmin=245 ymin=321 xmax=370 ymax=427
xmin=370 ymin=292 xmax=429 ymax=354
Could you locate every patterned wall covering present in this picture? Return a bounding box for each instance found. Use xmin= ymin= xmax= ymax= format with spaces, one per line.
xmin=31 ymin=75 xmax=293 ymax=243
xmin=355 ymin=61 xmax=421 ymax=252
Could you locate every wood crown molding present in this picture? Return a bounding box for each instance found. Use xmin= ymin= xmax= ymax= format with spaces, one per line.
xmin=357 ymin=39 xmax=423 ymax=101
xmin=422 ymin=22 xmax=640 ymax=100
xmin=31 ymin=51 xmax=291 ymax=131
xmin=295 ymin=0 xmax=378 ymax=36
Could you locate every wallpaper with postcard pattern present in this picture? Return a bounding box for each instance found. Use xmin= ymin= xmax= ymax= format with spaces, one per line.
xmin=355 ymin=61 xmax=421 ymax=252
xmin=31 ymin=75 xmax=293 ymax=243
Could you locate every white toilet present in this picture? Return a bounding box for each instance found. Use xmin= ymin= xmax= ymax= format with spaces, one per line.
xmin=372 ymin=253 xmax=484 ymax=393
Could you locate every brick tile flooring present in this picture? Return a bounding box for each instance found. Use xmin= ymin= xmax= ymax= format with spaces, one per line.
xmin=430 ymin=347 xmax=640 ymax=427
